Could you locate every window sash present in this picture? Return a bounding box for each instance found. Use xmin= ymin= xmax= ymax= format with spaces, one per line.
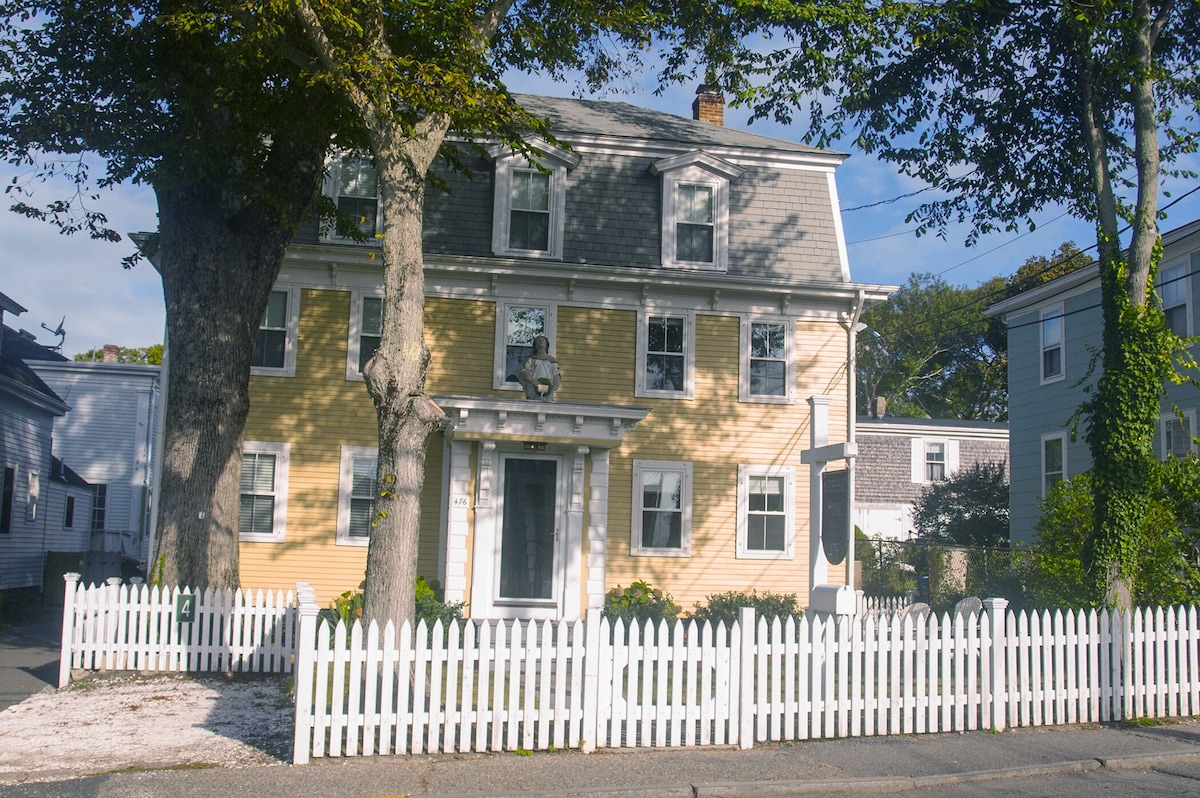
xmin=646 ymin=315 xmax=686 ymax=392
xmin=239 ymin=453 xmax=277 ymax=537
xmin=676 ymin=184 xmax=715 ymax=263
xmin=348 ymin=456 xmax=378 ymax=539
xmin=1161 ymin=264 xmax=1188 ymax=337
xmin=337 ymin=156 xmax=379 ymax=237
xmin=1043 ymin=437 xmax=1064 ymax=493
xmin=359 ymin=296 xmax=383 ymax=373
xmin=252 ymin=290 xmax=288 ymax=369
xmin=0 ymin=467 xmax=13 ymax=534
xmin=925 ymin=443 xmax=946 ymax=482
xmin=504 ymin=305 xmax=547 ymax=384
xmin=746 ymin=474 xmax=786 ymax=552
xmin=1041 ymin=308 xmax=1063 ymax=380
xmin=90 ymin=484 xmax=107 ymax=531
xmin=1165 ymin=416 xmax=1194 ymax=458
xmin=639 ymin=469 xmax=684 ymax=550
xmin=749 ymin=322 xmax=787 ymax=396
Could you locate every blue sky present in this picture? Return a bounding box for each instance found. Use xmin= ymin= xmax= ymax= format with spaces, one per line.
xmin=4 ymin=76 xmax=1198 ymax=358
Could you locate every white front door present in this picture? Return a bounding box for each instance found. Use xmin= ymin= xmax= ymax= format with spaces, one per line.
xmin=495 ymin=453 xmax=564 ymax=614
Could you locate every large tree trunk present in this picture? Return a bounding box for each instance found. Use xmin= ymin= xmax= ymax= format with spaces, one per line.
xmin=359 ymin=120 xmax=450 ymax=629
xmin=151 ymin=136 xmax=328 ymax=589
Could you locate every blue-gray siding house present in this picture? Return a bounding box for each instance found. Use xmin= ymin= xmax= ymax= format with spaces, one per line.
xmin=986 ymin=218 xmax=1200 ymax=544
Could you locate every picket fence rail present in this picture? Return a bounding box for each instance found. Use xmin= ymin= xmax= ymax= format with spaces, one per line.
xmin=58 ymin=572 xmax=297 ymax=687
xmin=292 ymin=595 xmax=1200 ymax=764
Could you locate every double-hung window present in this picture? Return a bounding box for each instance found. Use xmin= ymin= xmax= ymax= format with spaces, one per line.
xmin=1040 ymin=305 xmax=1064 ymax=383
xmin=1042 ymin=434 xmax=1065 ymax=495
xmin=636 ymin=310 xmax=694 ymax=399
xmin=90 ymin=484 xmax=107 ymax=531
xmin=251 ymin=287 xmax=298 ymax=377
xmin=737 ymin=464 xmax=794 ymax=559
xmin=925 ymin=442 xmax=946 ymax=482
xmin=489 ymin=138 xmax=578 ymax=260
xmin=495 ymin=302 xmax=556 ymax=390
xmin=337 ymin=446 xmax=378 ymax=546
xmin=1162 ymin=410 xmax=1197 ymax=459
xmin=650 ymin=151 xmax=742 ymax=271
xmin=631 ymin=460 xmax=692 ymax=556
xmin=910 ymin=439 xmax=958 ymax=484
xmin=347 ymin=293 xmax=383 ymax=379
xmin=324 ymin=153 xmax=381 ymax=241
xmin=64 ymin=495 xmax=75 ymax=528
xmin=1159 ymin=261 xmax=1191 ymax=338
xmin=239 ymin=442 xmax=289 ymax=543
xmin=740 ymin=318 xmax=794 ymax=402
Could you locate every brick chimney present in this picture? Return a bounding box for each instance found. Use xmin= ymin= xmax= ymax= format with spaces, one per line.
xmin=102 ymin=343 xmax=119 ymax=364
xmin=692 ymin=85 xmax=725 ymax=126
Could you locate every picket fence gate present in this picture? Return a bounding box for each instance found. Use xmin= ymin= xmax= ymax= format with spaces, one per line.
xmin=58 ymin=572 xmax=297 ymax=687
xmin=292 ymin=595 xmax=1200 ymax=764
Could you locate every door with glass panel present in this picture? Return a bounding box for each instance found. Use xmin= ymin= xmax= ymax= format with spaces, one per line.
xmin=496 ymin=455 xmax=561 ymax=607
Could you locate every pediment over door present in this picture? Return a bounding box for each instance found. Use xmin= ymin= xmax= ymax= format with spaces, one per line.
xmin=434 ymin=395 xmax=650 ymax=448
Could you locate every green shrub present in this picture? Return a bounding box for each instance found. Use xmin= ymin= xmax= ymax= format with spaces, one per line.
xmin=321 ymin=577 xmax=466 ymax=633
xmin=692 ymin=590 xmax=803 ymax=628
xmin=603 ymin=580 xmax=679 ymax=627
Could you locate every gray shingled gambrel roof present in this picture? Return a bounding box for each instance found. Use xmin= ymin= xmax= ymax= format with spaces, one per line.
xmin=513 ymin=94 xmax=842 ymax=159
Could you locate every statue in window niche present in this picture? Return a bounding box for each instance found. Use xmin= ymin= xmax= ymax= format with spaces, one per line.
xmin=518 ymin=335 xmax=562 ymax=401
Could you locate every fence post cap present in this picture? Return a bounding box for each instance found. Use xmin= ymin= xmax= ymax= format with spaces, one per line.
xmin=982 ymin=597 xmax=1010 ymax=611
xmin=63 ymin=572 xmax=80 ymax=583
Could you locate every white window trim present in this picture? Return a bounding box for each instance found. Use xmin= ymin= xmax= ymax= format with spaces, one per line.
xmin=337 ymin=445 xmax=378 ymax=546
xmin=493 ymin=301 xmax=558 ymax=391
xmin=635 ymin=308 xmax=696 ymax=400
xmin=1040 ymin=303 xmax=1065 ymax=385
xmin=239 ymin=441 xmax=289 ymax=543
xmin=250 ymin=286 xmax=300 ymax=378
xmin=1041 ymin=432 xmax=1067 ymax=497
xmin=321 ymin=152 xmax=382 ymax=245
xmin=1161 ymin=409 xmax=1198 ymax=460
xmin=739 ymin=316 xmax=796 ymax=404
xmin=1158 ymin=258 xmax=1193 ymax=338
xmin=631 ymin=460 xmax=693 ymax=557
xmin=650 ymin=151 xmax=743 ymax=272
xmin=25 ymin=470 xmax=38 ymax=522
xmin=909 ymin=438 xmax=959 ymax=484
xmin=736 ymin=463 xmax=795 ymax=560
xmin=346 ymin=290 xmax=384 ymax=381
xmin=488 ymin=138 xmax=578 ymax=260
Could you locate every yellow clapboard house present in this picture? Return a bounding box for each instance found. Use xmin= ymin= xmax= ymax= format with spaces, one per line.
xmin=237 ymin=90 xmax=892 ymax=619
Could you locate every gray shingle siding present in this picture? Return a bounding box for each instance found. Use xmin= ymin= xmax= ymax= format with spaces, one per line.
xmin=856 ymin=436 xmax=919 ymax=505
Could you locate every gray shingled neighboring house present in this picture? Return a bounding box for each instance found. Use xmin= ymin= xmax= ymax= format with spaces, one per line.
xmin=854 ymin=417 xmax=1009 ymax=542
xmin=985 ymin=216 xmax=1200 ymax=545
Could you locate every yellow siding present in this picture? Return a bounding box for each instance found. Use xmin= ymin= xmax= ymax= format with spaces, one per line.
xmin=243 ymin=288 xmax=853 ymax=610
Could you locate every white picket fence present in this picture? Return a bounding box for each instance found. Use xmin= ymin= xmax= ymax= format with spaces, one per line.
xmin=292 ymin=596 xmax=1200 ymax=764
xmin=857 ymin=593 xmax=915 ymax=618
xmin=58 ymin=573 xmax=297 ymax=687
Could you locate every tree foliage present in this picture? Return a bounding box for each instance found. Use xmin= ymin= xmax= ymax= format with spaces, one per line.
xmin=0 ymin=1 xmax=346 ymax=588
xmin=74 ymin=344 xmax=163 ymax=365
xmin=912 ymin=461 xmax=1010 ymax=547
xmin=858 ymin=272 xmax=1007 ymax=421
xmin=1031 ymin=459 xmax=1200 ymax=609
xmin=726 ymin=0 xmax=1200 ymax=607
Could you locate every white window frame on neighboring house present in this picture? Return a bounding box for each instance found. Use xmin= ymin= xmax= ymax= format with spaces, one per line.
xmin=631 ymin=460 xmax=693 ymax=557
xmin=494 ymin=301 xmax=558 ymax=391
xmin=649 ymin=151 xmax=743 ymax=271
xmin=739 ymin=317 xmax=795 ymax=403
xmin=1040 ymin=303 xmax=1065 ymax=384
xmin=337 ymin=445 xmax=379 ymax=546
xmin=239 ymin=441 xmax=289 ymax=543
xmin=488 ymin=137 xmax=579 ymax=260
xmin=736 ymin=463 xmax=795 ymax=560
xmin=322 ymin=152 xmax=382 ymax=243
xmin=346 ymin=291 xmax=384 ymax=380
xmin=635 ymin=309 xmax=695 ymax=400
xmin=1162 ymin=409 xmax=1198 ymax=460
xmin=1041 ymin=433 xmax=1066 ymax=496
xmin=910 ymin=438 xmax=959 ymax=484
xmin=250 ymin=286 xmax=299 ymax=378
xmin=24 ymin=470 xmax=38 ymax=522
xmin=1158 ymin=259 xmax=1192 ymax=338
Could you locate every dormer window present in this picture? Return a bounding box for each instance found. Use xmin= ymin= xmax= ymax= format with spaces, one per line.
xmin=323 ymin=153 xmax=381 ymax=242
xmin=650 ymin=151 xmax=743 ymax=271
xmin=488 ymin=137 xmax=579 ymax=260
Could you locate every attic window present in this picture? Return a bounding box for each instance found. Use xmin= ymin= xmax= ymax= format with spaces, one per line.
xmin=650 ymin=151 xmax=743 ymax=271
xmin=488 ymin=137 xmax=580 ymax=260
